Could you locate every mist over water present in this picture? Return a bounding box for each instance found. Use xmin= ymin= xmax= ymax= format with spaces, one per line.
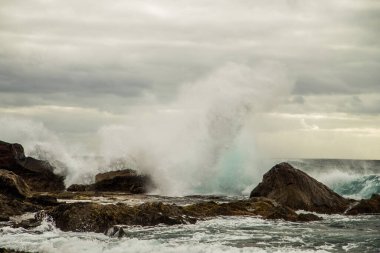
xmin=0 ymin=63 xmax=291 ymax=195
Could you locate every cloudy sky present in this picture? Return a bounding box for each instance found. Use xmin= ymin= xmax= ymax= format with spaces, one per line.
xmin=1 ymin=0 xmax=380 ymax=160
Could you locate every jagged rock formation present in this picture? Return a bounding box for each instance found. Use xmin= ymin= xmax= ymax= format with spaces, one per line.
xmin=250 ymin=162 xmax=350 ymax=213
xmin=0 ymin=169 xmax=31 ymax=198
xmin=0 ymin=140 xmax=65 ymax=192
xmin=0 ymin=169 xmax=58 ymax=219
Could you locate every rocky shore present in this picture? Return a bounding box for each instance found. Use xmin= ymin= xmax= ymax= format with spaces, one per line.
xmin=1 ymin=140 xmax=379 ymax=243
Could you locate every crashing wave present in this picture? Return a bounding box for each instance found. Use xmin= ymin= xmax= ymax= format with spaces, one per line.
xmin=332 ymin=175 xmax=380 ymax=199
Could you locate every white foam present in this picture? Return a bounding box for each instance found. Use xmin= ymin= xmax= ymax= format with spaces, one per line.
xmin=1 ymin=215 xmax=378 ymax=253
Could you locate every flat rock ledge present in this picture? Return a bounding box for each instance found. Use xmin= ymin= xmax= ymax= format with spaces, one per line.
xmin=46 ymin=197 xmax=321 ymax=233
xmin=67 ymin=169 xmax=154 ymax=194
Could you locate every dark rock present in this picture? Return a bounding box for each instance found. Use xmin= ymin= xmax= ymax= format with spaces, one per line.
xmin=66 ymin=184 xmax=90 ymax=192
xmin=345 ymin=194 xmax=380 ymax=215
xmin=47 ymin=202 xmax=194 ymax=233
xmin=183 ymin=197 xmax=301 ymax=222
xmin=95 ymin=169 xmax=137 ymax=183
xmin=0 ymin=170 xmax=31 ymax=198
xmin=93 ymin=169 xmax=154 ymax=193
xmin=250 ymin=162 xmax=350 ymax=213
xmin=0 ymin=171 xmax=59 ymax=217
xmin=297 ymin=213 xmax=322 ymax=222
xmin=106 ymin=225 xmax=126 ymax=238
xmin=0 ymin=141 xmax=25 ymax=165
xmin=0 ymin=194 xmax=40 ymax=217
xmin=66 ymin=170 xmax=154 ymax=194
xmin=0 ymin=248 xmax=31 ymax=253
xmin=0 ymin=215 xmax=10 ymax=221
xmin=48 ymin=197 xmax=320 ymax=233
xmin=0 ymin=140 xmax=65 ymax=192
xmin=27 ymin=195 xmax=58 ymax=206
xmin=16 ymin=157 xmax=65 ymax=192
xmin=12 ymin=218 xmax=41 ymax=229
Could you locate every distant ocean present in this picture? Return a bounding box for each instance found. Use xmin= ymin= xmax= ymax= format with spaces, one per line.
xmin=1 ymin=159 xmax=379 ymax=253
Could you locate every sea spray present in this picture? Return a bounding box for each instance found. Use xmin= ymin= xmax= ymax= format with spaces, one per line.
xmin=0 ymin=63 xmax=292 ymax=195
xmin=98 ymin=63 xmax=292 ymax=195
xmin=1 ymin=215 xmax=379 ymax=253
xmin=0 ymin=117 xmax=99 ymax=185
xmin=289 ymin=159 xmax=380 ymax=199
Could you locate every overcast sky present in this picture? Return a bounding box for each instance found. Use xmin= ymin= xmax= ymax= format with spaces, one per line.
xmin=1 ymin=0 xmax=380 ymax=159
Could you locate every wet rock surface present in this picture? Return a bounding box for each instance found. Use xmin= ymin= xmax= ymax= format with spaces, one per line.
xmin=93 ymin=171 xmax=153 ymax=194
xmin=66 ymin=184 xmax=90 ymax=192
xmin=0 ymin=169 xmax=59 ymax=219
xmin=2 ymin=140 xmax=379 ymax=236
xmin=345 ymin=194 xmax=380 ymax=215
xmin=67 ymin=169 xmax=154 ymax=194
xmin=47 ymin=201 xmax=195 ymax=233
xmin=250 ymin=162 xmax=350 ymax=213
xmin=0 ymin=140 xmax=65 ymax=192
xmin=0 ymin=170 xmax=31 ymax=199
xmin=0 ymin=195 xmax=38 ymax=219
xmin=0 ymin=171 xmax=38 ymax=218
xmin=95 ymin=169 xmax=137 ymax=182
xmin=0 ymin=248 xmax=31 ymax=253
xmin=47 ymin=197 xmax=321 ymax=233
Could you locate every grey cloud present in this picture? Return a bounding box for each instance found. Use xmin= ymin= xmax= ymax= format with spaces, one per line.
xmin=340 ymin=96 xmax=380 ymax=115
xmin=293 ymin=76 xmax=350 ymax=95
xmin=0 ymin=0 xmax=379 ymax=117
xmin=1 ymin=0 xmax=380 ymax=160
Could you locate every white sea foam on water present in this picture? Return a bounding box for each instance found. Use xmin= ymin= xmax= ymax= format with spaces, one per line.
xmin=289 ymin=160 xmax=380 ymax=199
xmin=0 ymin=226 xmax=327 ymax=253
xmin=1 ymin=215 xmax=379 ymax=253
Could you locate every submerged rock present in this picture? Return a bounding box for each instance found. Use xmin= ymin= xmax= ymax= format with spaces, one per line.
xmin=345 ymin=194 xmax=380 ymax=215
xmin=250 ymin=162 xmax=350 ymax=213
xmin=297 ymin=213 xmax=323 ymax=222
xmin=0 ymin=140 xmax=65 ymax=192
xmin=106 ymin=225 xmax=126 ymax=238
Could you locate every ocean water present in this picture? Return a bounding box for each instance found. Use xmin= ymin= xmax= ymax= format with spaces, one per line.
xmin=1 ymin=159 xmax=379 ymax=253
xmin=289 ymin=159 xmax=380 ymax=200
xmin=1 ymin=214 xmax=379 ymax=253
